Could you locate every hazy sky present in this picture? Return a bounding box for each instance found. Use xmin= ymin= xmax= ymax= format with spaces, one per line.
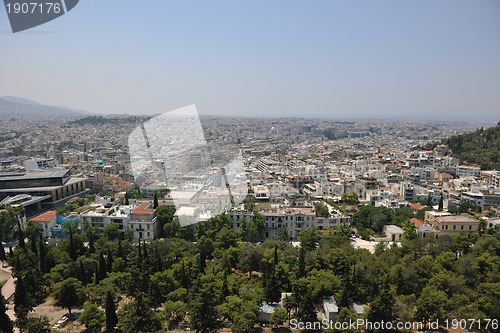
xmin=1 ymin=1 xmax=499 ymax=120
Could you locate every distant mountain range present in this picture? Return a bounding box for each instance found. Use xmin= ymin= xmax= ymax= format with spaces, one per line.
xmin=0 ymin=96 xmax=92 ymax=117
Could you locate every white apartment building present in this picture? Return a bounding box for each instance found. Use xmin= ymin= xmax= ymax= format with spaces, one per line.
xmin=456 ymin=165 xmax=480 ymax=178
xmin=228 ymin=202 xmax=350 ymax=241
xmin=80 ymin=201 xmax=159 ymax=240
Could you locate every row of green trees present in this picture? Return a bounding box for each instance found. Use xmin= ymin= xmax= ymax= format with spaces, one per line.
xmin=2 ymin=205 xmax=499 ymax=332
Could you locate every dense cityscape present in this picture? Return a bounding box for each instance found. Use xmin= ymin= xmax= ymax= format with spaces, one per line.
xmin=0 ymin=98 xmax=499 ymax=332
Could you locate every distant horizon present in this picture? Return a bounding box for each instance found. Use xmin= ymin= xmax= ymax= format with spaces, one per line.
xmin=1 ymin=95 xmax=498 ymax=124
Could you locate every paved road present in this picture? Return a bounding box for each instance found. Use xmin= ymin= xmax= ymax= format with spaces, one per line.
xmin=1 ymin=265 xmax=15 ymax=300
xmin=1 ymin=265 xmax=19 ymax=333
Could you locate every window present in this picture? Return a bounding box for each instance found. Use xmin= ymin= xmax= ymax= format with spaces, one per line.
xmin=469 ymin=225 xmax=472 ymax=230
xmin=461 ymin=225 xmax=464 ymax=230
xmin=453 ymin=225 xmax=456 ymax=230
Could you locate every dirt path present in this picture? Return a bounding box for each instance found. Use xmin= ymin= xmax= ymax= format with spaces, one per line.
xmin=0 ymin=265 xmax=15 ymax=300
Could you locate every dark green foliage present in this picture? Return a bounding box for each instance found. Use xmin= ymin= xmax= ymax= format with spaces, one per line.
xmin=124 ymin=191 xmax=129 ymax=205
xmin=0 ymin=207 xmax=21 ymax=240
xmin=99 ymin=252 xmax=107 ymax=281
xmin=24 ymin=316 xmax=50 ymax=333
xmin=0 ymin=244 xmax=6 ymax=262
xmin=153 ymin=193 xmax=158 ymax=209
xmin=367 ymin=275 xmax=395 ymax=330
xmin=277 ymin=226 xmax=289 ymax=241
xmin=0 ymin=294 xmax=13 ymax=333
xmin=352 ymin=205 xmax=418 ymax=236
xmin=17 ymin=221 xmax=25 ymax=248
xmin=107 ymin=246 xmax=113 ymax=273
xmin=14 ymin=276 xmax=33 ymax=321
xmin=190 ymin=286 xmax=221 ymax=333
xmin=313 ymin=202 xmax=330 ymax=217
xmin=299 ymin=227 xmax=321 ymax=251
xmin=68 ymin=115 xmax=152 ymax=126
xmin=117 ymin=294 xmax=162 ymax=333
xmin=426 ymin=124 xmax=500 ymax=170
xmin=341 ymin=192 xmax=360 ymax=205
xmin=79 ymin=302 xmax=105 ymax=332
xmin=51 ymin=277 xmax=85 ymax=315
xmin=69 ymin=226 xmax=77 ymax=261
xmin=106 ymin=291 xmax=118 ymax=332
xmin=3 ymin=211 xmax=499 ymax=332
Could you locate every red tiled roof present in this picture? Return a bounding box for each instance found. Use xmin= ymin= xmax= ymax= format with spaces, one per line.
xmin=410 ymin=218 xmax=425 ymax=227
xmin=409 ymin=203 xmax=424 ymax=210
xmin=133 ymin=202 xmax=152 ymax=214
xmin=30 ymin=210 xmax=57 ymax=223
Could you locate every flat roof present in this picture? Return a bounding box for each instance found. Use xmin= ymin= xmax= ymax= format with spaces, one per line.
xmin=435 ymin=215 xmax=478 ymax=224
xmin=0 ymin=169 xmax=70 ymax=182
xmin=324 ymin=297 xmax=338 ymax=313
xmin=0 ymin=177 xmax=87 ymax=193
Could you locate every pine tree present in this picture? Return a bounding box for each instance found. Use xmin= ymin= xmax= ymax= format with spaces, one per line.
xmin=8 ymin=246 xmax=13 ymax=259
xmin=118 ymin=237 xmax=123 ymax=259
xmin=298 ymin=246 xmax=305 ymax=278
xmin=153 ymin=193 xmax=158 ymax=209
xmin=438 ymin=195 xmax=444 ymax=211
xmin=367 ymin=275 xmax=395 ymax=328
xmin=107 ymin=247 xmax=113 ymax=273
xmin=221 ymin=272 xmax=229 ymax=302
xmin=99 ymin=252 xmax=107 ymax=281
xmin=105 ymin=291 xmax=118 ymax=332
xmin=95 ymin=262 xmax=100 ymax=285
xmin=0 ymin=293 xmax=13 ymax=333
xmin=124 ymin=191 xmax=129 ymax=205
xmin=17 ymin=222 xmax=25 ymax=248
xmin=14 ymin=276 xmax=33 ymax=326
xmin=39 ymin=240 xmax=46 ymax=273
xmin=89 ymin=227 xmax=95 ymax=254
xmin=190 ymin=286 xmax=221 ymax=333
xmin=0 ymin=244 xmax=6 ymax=264
xmin=426 ymin=193 xmax=432 ymax=207
xmin=69 ymin=226 xmax=77 ymax=261
xmin=199 ymin=246 xmax=206 ymax=274
xmin=80 ymin=261 xmax=87 ymax=285
xmin=338 ymin=263 xmax=354 ymax=309
xmin=30 ymin=236 xmax=38 ymax=255
xmin=274 ymin=245 xmax=279 ymax=266
xmin=138 ymin=241 xmax=143 ymax=263
xmin=142 ymin=242 xmax=148 ymax=261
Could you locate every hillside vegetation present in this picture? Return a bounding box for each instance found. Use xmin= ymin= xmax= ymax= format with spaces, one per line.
xmin=426 ymin=123 xmax=500 ymax=170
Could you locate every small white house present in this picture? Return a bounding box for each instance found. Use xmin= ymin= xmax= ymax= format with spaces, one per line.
xmin=383 ymin=225 xmax=404 ymax=242
xmin=323 ymin=297 xmax=338 ymax=322
xmin=258 ymin=303 xmax=281 ymax=322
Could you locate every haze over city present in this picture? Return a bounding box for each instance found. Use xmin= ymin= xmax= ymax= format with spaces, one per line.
xmin=1 ymin=0 xmax=500 ymax=121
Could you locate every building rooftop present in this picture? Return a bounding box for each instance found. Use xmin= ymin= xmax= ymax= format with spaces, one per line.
xmin=385 ymin=225 xmax=404 ymax=233
xmin=31 ymin=210 xmax=57 ymax=223
xmin=409 ymin=203 xmax=424 ymax=210
xmin=259 ymin=303 xmax=281 ymax=314
xmin=410 ymin=218 xmax=425 ymax=227
xmin=435 ymin=215 xmax=478 ymax=224
xmin=133 ymin=202 xmax=153 ymax=214
xmin=323 ymin=297 xmax=338 ymax=313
